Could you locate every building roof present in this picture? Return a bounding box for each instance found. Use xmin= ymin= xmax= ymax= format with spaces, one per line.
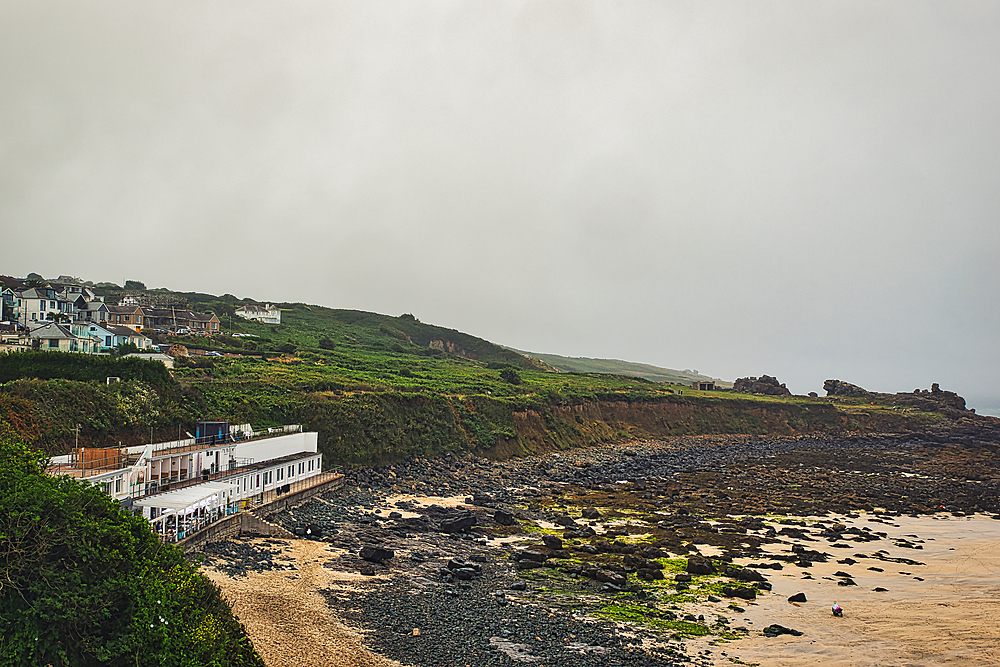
xmin=133 ymin=481 xmax=238 ymax=512
xmin=104 ymin=324 xmax=147 ymax=338
xmin=107 ymin=304 xmax=142 ymax=314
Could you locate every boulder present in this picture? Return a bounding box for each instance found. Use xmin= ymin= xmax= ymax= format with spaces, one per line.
xmin=359 ymin=545 xmax=395 ymax=563
xmin=493 ymin=509 xmax=517 ymax=526
xmin=541 ymin=535 xmax=563 ymax=550
xmin=439 ymin=513 xmax=477 ymax=533
xmin=722 ymin=585 xmax=757 ymax=600
xmin=593 ymin=570 xmax=627 ymax=587
xmin=581 ymin=507 xmax=601 ymax=520
xmin=762 ymin=624 xmax=803 ymax=637
xmin=637 ymin=568 xmax=664 ymax=581
xmin=686 ymin=555 xmax=716 ymax=575
xmin=787 ymin=592 xmax=808 ymax=603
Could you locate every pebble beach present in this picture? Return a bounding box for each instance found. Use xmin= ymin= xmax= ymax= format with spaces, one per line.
xmin=199 ymin=428 xmax=1000 ymax=666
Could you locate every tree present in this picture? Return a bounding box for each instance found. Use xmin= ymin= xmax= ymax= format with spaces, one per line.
xmin=318 ymin=337 xmax=335 ymax=350
xmin=124 ymin=280 xmax=146 ymax=291
xmin=44 ymin=312 xmax=71 ymax=323
xmin=0 ymin=438 xmax=264 ymax=666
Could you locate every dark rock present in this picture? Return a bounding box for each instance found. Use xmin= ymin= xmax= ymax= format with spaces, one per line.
xmin=541 ymin=535 xmax=563 ymax=550
xmin=509 ymin=580 xmax=527 ymax=591
xmin=787 ymin=592 xmax=807 ymax=603
xmin=581 ymin=507 xmax=601 ymax=520
xmin=637 ymin=568 xmax=664 ymax=581
xmin=593 ymin=570 xmax=627 ymax=587
xmin=359 ymin=545 xmax=395 ymax=563
xmin=515 ymin=549 xmax=547 ymax=563
xmin=762 ymin=624 xmax=803 ymax=637
xmin=722 ymin=585 xmax=756 ymax=600
xmin=439 ymin=513 xmax=477 ymax=533
xmin=686 ymin=555 xmax=715 ymax=575
xmin=359 ymin=565 xmax=377 ymax=576
xmin=472 ymin=493 xmax=494 ymax=505
xmin=493 ymin=509 xmax=517 ymax=526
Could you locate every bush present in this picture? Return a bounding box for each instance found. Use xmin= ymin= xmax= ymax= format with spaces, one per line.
xmin=0 ymin=438 xmax=264 ymax=666
xmin=500 ymin=369 xmax=522 ymax=385
xmin=0 ymin=351 xmax=174 ymax=389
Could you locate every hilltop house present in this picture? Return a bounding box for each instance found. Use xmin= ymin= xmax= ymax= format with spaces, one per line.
xmin=235 ymin=303 xmax=280 ymax=325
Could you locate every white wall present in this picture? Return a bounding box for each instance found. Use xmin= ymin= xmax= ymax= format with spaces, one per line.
xmin=234 ymin=431 xmax=317 ymax=463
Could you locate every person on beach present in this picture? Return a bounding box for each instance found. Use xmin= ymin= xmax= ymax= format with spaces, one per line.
xmin=832 ymin=603 xmax=843 ymax=617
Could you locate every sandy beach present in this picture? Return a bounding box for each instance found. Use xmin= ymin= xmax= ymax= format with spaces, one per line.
xmin=696 ymin=514 xmax=1000 ymax=666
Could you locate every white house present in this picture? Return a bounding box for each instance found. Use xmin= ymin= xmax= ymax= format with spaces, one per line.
xmin=17 ymin=286 xmax=75 ymax=326
xmin=235 ymin=303 xmax=281 ymax=325
xmin=28 ymin=322 xmax=97 ymax=353
xmin=86 ymin=322 xmax=152 ymax=351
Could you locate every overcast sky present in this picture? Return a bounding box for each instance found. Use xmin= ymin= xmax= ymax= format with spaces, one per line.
xmin=2 ymin=1 xmax=998 ymax=405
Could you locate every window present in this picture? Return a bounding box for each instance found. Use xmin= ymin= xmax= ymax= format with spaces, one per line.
xmin=298 ymin=462 xmax=304 ymax=475
xmin=40 ymin=301 xmax=46 ymax=311
xmin=49 ymin=301 xmax=55 ymax=309
xmin=48 ymin=339 xmax=58 ymax=348
xmin=105 ymin=336 xmax=111 ymax=346
xmin=277 ymin=468 xmax=283 ymax=481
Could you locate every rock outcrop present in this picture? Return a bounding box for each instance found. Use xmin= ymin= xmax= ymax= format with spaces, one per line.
xmin=733 ymin=375 xmax=791 ymax=396
xmin=824 ymin=380 xmax=869 ymax=398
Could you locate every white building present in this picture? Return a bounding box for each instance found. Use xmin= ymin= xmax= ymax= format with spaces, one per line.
xmin=235 ymin=303 xmax=281 ymax=325
xmin=47 ymin=424 xmax=326 ymax=542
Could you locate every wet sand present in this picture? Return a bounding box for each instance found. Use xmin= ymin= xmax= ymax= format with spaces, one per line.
xmin=697 ymin=514 xmax=1000 ymax=666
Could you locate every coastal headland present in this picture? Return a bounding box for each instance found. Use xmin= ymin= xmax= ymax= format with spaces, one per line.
xmin=201 ymin=425 xmax=1000 ymax=666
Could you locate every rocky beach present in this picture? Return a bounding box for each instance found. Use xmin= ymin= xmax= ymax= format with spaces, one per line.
xmin=200 ymin=424 xmax=1000 ymax=666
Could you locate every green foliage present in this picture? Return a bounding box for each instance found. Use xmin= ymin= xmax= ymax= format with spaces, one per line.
xmin=0 ymin=351 xmax=174 ymax=389
xmin=499 ymin=368 xmax=522 ymax=385
xmin=0 ymin=438 xmax=264 ymax=667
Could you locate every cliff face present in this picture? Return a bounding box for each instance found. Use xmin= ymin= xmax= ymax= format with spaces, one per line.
xmin=484 ymin=396 xmax=939 ymax=459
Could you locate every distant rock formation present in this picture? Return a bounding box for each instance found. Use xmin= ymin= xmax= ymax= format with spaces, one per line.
xmin=823 ymin=379 xmax=869 ymax=398
xmin=733 ymin=375 xmax=791 ymax=396
xmin=825 ymin=379 xmax=970 ymax=417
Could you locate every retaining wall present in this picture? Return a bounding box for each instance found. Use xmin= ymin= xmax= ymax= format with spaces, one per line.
xmin=177 ymin=473 xmax=344 ymax=552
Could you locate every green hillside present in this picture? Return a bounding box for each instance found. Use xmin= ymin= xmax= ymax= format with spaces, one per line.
xmin=0 ymin=284 xmax=971 ymax=467
xmin=514 ymin=350 xmax=732 ymax=386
